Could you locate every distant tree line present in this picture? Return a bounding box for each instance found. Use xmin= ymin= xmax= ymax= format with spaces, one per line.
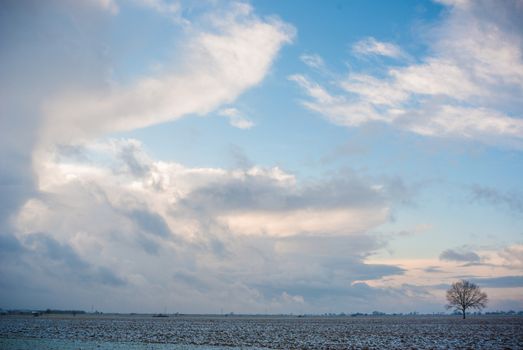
xmin=0 ymin=309 xmax=86 ymax=316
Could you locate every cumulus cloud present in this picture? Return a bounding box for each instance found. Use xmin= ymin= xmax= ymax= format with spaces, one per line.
xmin=2 ymin=138 xmax=409 ymax=312
xmin=173 ymin=162 xmax=412 ymax=237
xmin=29 ymin=138 xmax=403 ymax=239
xmin=291 ymin=0 xmax=523 ymax=148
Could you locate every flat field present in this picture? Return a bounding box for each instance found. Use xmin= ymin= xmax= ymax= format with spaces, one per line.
xmin=1 ymin=314 xmax=522 ymax=349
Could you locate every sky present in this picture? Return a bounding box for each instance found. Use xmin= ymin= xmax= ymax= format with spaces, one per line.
xmin=0 ymin=0 xmax=522 ymax=314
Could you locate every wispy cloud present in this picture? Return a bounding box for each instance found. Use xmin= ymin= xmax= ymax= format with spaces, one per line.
xmin=219 ymin=108 xmax=255 ymax=129
xmin=40 ymin=3 xmax=293 ymax=145
xmin=292 ymin=1 xmax=523 ymax=148
xmin=469 ymin=184 xmax=523 ymax=214
xmin=300 ymin=53 xmax=325 ymax=69
xmin=352 ymin=37 xmax=405 ymax=59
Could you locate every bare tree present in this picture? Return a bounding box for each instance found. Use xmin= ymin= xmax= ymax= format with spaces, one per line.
xmin=446 ymin=280 xmax=488 ymax=319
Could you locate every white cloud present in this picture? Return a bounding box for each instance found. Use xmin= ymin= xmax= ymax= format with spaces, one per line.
xmin=389 ymin=59 xmax=481 ymax=100
xmin=40 ymin=3 xmax=292 ymax=146
xmin=352 ymin=37 xmax=405 ymax=59
xmin=289 ymin=75 xmax=393 ymax=127
xmin=288 ymin=75 xmax=338 ymax=105
xmin=292 ymin=1 xmax=523 ymax=148
xmin=6 ymin=138 xmax=407 ymax=312
xmin=339 ymin=73 xmax=409 ymax=106
xmin=219 ymin=107 xmax=255 ymax=129
xmin=300 ymin=53 xmax=325 ymax=69
xmin=219 ymin=207 xmax=389 ymax=237
xmin=22 ymin=137 xmax=397 ymax=241
xmin=406 ymin=105 xmax=523 ymax=141
xmin=229 ymin=117 xmax=255 ymax=130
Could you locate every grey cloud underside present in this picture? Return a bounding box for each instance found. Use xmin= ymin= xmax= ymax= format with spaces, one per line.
xmin=25 ymin=233 xmax=126 ymax=287
xmin=118 ymin=142 xmax=153 ymax=178
xmin=0 ymin=138 xmax=411 ymax=312
xmin=255 ymin=282 xmax=393 ymax=302
xmin=164 ymin=244 xmax=407 ymax=312
xmin=0 ymin=232 xmax=407 ymax=312
xmin=439 ymin=248 xmax=481 ymax=263
xmin=0 ymin=233 xmax=24 ymax=255
xmin=423 ymin=266 xmax=445 ymax=273
xmin=470 ymin=184 xmax=523 ymax=214
xmin=135 ymin=234 xmax=161 ymax=255
xmin=128 ymin=209 xmax=172 ymax=238
xmin=1 ymin=233 xmax=125 ymax=288
xmin=172 ymin=233 xmax=406 ymax=304
xmin=173 ymin=272 xmax=210 ymax=293
xmin=252 ymin=263 xmax=405 ymax=301
xmin=0 ymin=168 xmax=407 ymax=311
xmin=175 ymin=172 xmax=408 ymax=216
xmin=471 ymin=275 xmax=523 ymax=288
xmin=111 ymin=138 xmax=409 ymax=220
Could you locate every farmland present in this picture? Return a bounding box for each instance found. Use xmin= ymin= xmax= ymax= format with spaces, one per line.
xmin=1 ymin=314 xmax=521 ymax=349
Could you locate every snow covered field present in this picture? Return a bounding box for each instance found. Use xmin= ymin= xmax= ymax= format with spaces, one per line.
xmin=1 ymin=314 xmax=522 ymax=349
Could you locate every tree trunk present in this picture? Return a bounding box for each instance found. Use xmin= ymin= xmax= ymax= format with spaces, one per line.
xmin=462 ymin=309 xmax=466 ymax=319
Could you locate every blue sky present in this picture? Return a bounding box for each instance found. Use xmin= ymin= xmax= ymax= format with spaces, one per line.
xmin=0 ymin=0 xmax=522 ymax=314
